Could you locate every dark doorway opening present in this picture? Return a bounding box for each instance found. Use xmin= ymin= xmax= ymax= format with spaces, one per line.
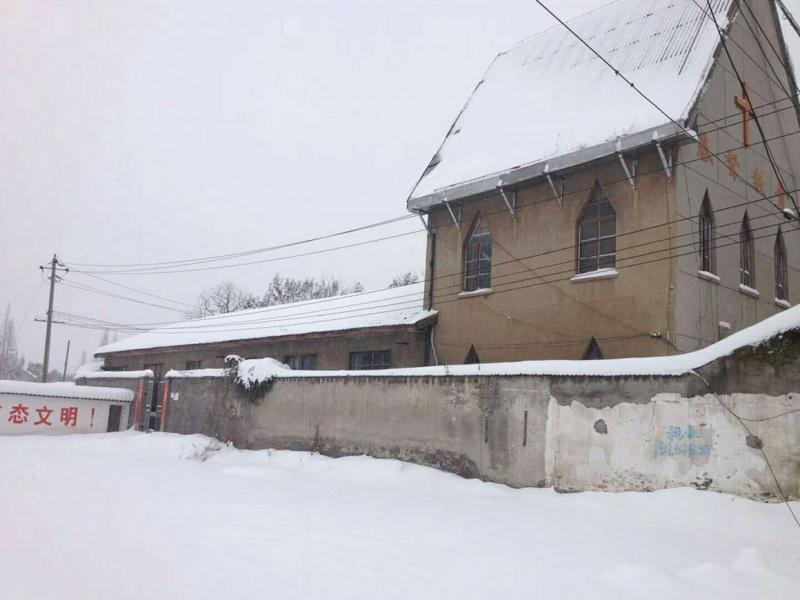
xmin=107 ymin=405 xmax=122 ymax=432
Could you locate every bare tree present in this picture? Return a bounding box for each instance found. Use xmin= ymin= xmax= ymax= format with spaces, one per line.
xmin=0 ymin=304 xmax=19 ymax=379
xmin=388 ymin=271 xmax=420 ymax=288
xmin=261 ymin=274 xmax=363 ymax=306
xmin=193 ymin=281 xmax=258 ymax=317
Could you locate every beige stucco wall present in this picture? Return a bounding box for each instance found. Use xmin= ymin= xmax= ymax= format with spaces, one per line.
xmin=99 ymin=328 xmax=429 ymax=374
xmin=424 ymin=150 xmax=677 ymax=363
xmin=152 ymin=332 xmax=800 ymax=500
xmin=673 ymin=1 xmax=800 ymax=351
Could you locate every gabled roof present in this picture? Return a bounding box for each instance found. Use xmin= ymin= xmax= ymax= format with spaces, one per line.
xmin=408 ymin=0 xmax=733 ymax=211
xmin=94 ymin=283 xmax=436 ymax=356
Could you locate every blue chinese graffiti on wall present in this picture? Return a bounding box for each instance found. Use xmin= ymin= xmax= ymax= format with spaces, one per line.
xmin=654 ymin=425 xmax=712 ymax=458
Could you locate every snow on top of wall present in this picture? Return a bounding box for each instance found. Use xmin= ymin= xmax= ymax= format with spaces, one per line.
xmin=164 ymin=368 xmax=226 ymax=379
xmin=74 ymin=359 xmax=106 ymax=378
xmin=74 ymin=360 xmax=154 ymax=380
xmin=409 ymin=0 xmax=732 ymax=203
xmin=233 ymin=357 xmax=291 ymax=389
xmin=164 ymin=305 xmax=800 ymax=381
xmin=78 ymin=370 xmax=155 ymax=380
xmin=95 ymin=283 xmax=435 ymax=356
xmin=0 ymin=380 xmax=134 ymax=403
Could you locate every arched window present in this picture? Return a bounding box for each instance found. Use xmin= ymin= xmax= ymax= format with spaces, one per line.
xmin=582 ymin=337 xmax=604 ymax=360
xmin=775 ymin=228 xmax=788 ymax=301
xmin=463 ymin=214 xmax=492 ymax=291
xmin=699 ymin=192 xmax=714 ymax=273
xmin=464 ymin=345 xmax=480 ymax=364
xmin=740 ymin=212 xmax=755 ymax=288
xmin=577 ymin=182 xmax=616 ymax=274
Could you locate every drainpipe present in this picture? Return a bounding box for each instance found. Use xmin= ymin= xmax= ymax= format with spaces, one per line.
xmin=427 ymin=231 xmax=436 ymax=311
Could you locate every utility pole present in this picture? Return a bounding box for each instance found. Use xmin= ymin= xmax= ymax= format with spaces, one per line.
xmin=62 ymin=339 xmax=71 ymax=381
xmin=39 ymin=254 xmax=68 ymax=383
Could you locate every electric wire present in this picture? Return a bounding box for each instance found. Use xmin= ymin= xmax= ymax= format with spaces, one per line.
xmin=63 ymin=97 xmax=797 ymax=277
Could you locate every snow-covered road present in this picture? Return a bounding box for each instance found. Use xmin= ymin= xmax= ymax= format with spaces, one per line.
xmin=1 ymin=432 xmax=798 ymax=599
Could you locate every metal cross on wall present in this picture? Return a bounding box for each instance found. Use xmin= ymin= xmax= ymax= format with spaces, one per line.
xmin=734 ymin=82 xmax=754 ymax=147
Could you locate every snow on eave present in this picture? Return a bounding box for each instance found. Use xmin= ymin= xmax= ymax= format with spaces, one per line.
xmin=0 ymin=380 xmax=134 ymax=403
xmin=93 ymin=283 xmax=435 ymax=356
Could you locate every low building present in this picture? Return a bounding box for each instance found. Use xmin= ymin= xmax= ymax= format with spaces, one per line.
xmin=0 ymin=380 xmax=133 ymax=434
xmin=94 ymin=283 xmax=437 ymax=376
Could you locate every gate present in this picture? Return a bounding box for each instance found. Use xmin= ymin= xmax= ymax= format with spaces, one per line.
xmin=143 ymin=364 xmax=165 ymax=432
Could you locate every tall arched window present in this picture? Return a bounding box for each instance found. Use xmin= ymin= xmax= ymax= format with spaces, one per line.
xmin=699 ymin=192 xmax=714 ymax=273
xmin=775 ymin=228 xmax=788 ymax=301
xmin=740 ymin=212 xmax=755 ymax=288
xmin=577 ymin=182 xmax=616 ymax=274
xmin=463 ymin=214 xmax=492 ymax=291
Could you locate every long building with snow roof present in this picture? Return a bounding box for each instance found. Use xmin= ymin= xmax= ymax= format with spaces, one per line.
xmin=409 ymin=0 xmax=800 ymax=363
xmin=94 ymin=283 xmax=437 ymax=375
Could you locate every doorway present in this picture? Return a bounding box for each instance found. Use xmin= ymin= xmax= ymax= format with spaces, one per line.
xmin=107 ymin=405 xmax=122 ymax=432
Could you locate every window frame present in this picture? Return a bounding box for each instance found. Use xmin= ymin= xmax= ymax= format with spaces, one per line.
xmin=184 ymin=360 xmax=203 ymax=371
xmin=576 ymin=182 xmax=617 ymax=275
xmin=283 ymin=354 xmax=318 ymax=370
xmin=349 ymin=350 xmax=391 ymax=370
xmin=740 ymin=212 xmax=756 ymax=288
xmin=143 ymin=363 xmax=164 ymax=379
xmin=463 ymin=213 xmax=492 ymax=292
xmin=699 ymin=192 xmax=715 ymax=273
xmin=775 ymin=228 xmax=788 ymax=301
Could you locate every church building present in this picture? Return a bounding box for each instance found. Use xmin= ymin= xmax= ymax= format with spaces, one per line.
xmin=408 ymin=0 xmax=800 ymax=362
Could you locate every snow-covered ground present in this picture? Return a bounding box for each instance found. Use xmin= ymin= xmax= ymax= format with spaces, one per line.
xmin=1 ymin=433 xmax=798 ymax=599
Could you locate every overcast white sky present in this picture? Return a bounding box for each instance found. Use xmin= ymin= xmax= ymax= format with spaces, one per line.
xmin=1 ymin=0 xmax=799 ymax=372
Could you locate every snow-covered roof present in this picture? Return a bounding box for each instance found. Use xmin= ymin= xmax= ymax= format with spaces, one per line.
xmin=408 ymin=0 xmax=732 ymax=210
xmin=95 ymin=283 xmax=436 ymax=355
xmin=165 ymin=304 xmax=800 ymax=379
xmin=0 ymin=380 xmax=134 ymax=403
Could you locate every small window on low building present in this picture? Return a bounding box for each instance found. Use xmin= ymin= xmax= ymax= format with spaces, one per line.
xmin=284 ymin=354 xmax=318 ymax=370
xmin=185 ymin=360 xmax=202 ymax=370
xmin=349 ymin=350 xmax=391 ymax=370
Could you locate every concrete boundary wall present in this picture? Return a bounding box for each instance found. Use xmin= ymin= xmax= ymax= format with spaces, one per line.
xmin=79 ymin=331 xmax=800 ymax=500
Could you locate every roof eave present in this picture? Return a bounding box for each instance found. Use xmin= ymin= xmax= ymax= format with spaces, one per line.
xmin=407 ymin=123 xmax=691 ymax=212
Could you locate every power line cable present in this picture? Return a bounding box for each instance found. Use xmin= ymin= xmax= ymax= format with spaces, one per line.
xmin=66 ymin=123 xmax=800 ymax=281
xmin=55 ymin=222 xmax=797 ymax=338
xmin=692 ymin=371 xmax=800 ymax=529
xmin=69 ymin=229 xmax=422 ymax=276
xmin=66 ymin=214 xmax=415 ymax=269
xmin=62 ymin=96 xmax=796 ymax=277
xmin=776 ymin=0 xmax=800 ymax=38
xmin=77 ymin=273 xmax=197 ymax=309
xmin=58 ymin=172 xmax=798 ymax=334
